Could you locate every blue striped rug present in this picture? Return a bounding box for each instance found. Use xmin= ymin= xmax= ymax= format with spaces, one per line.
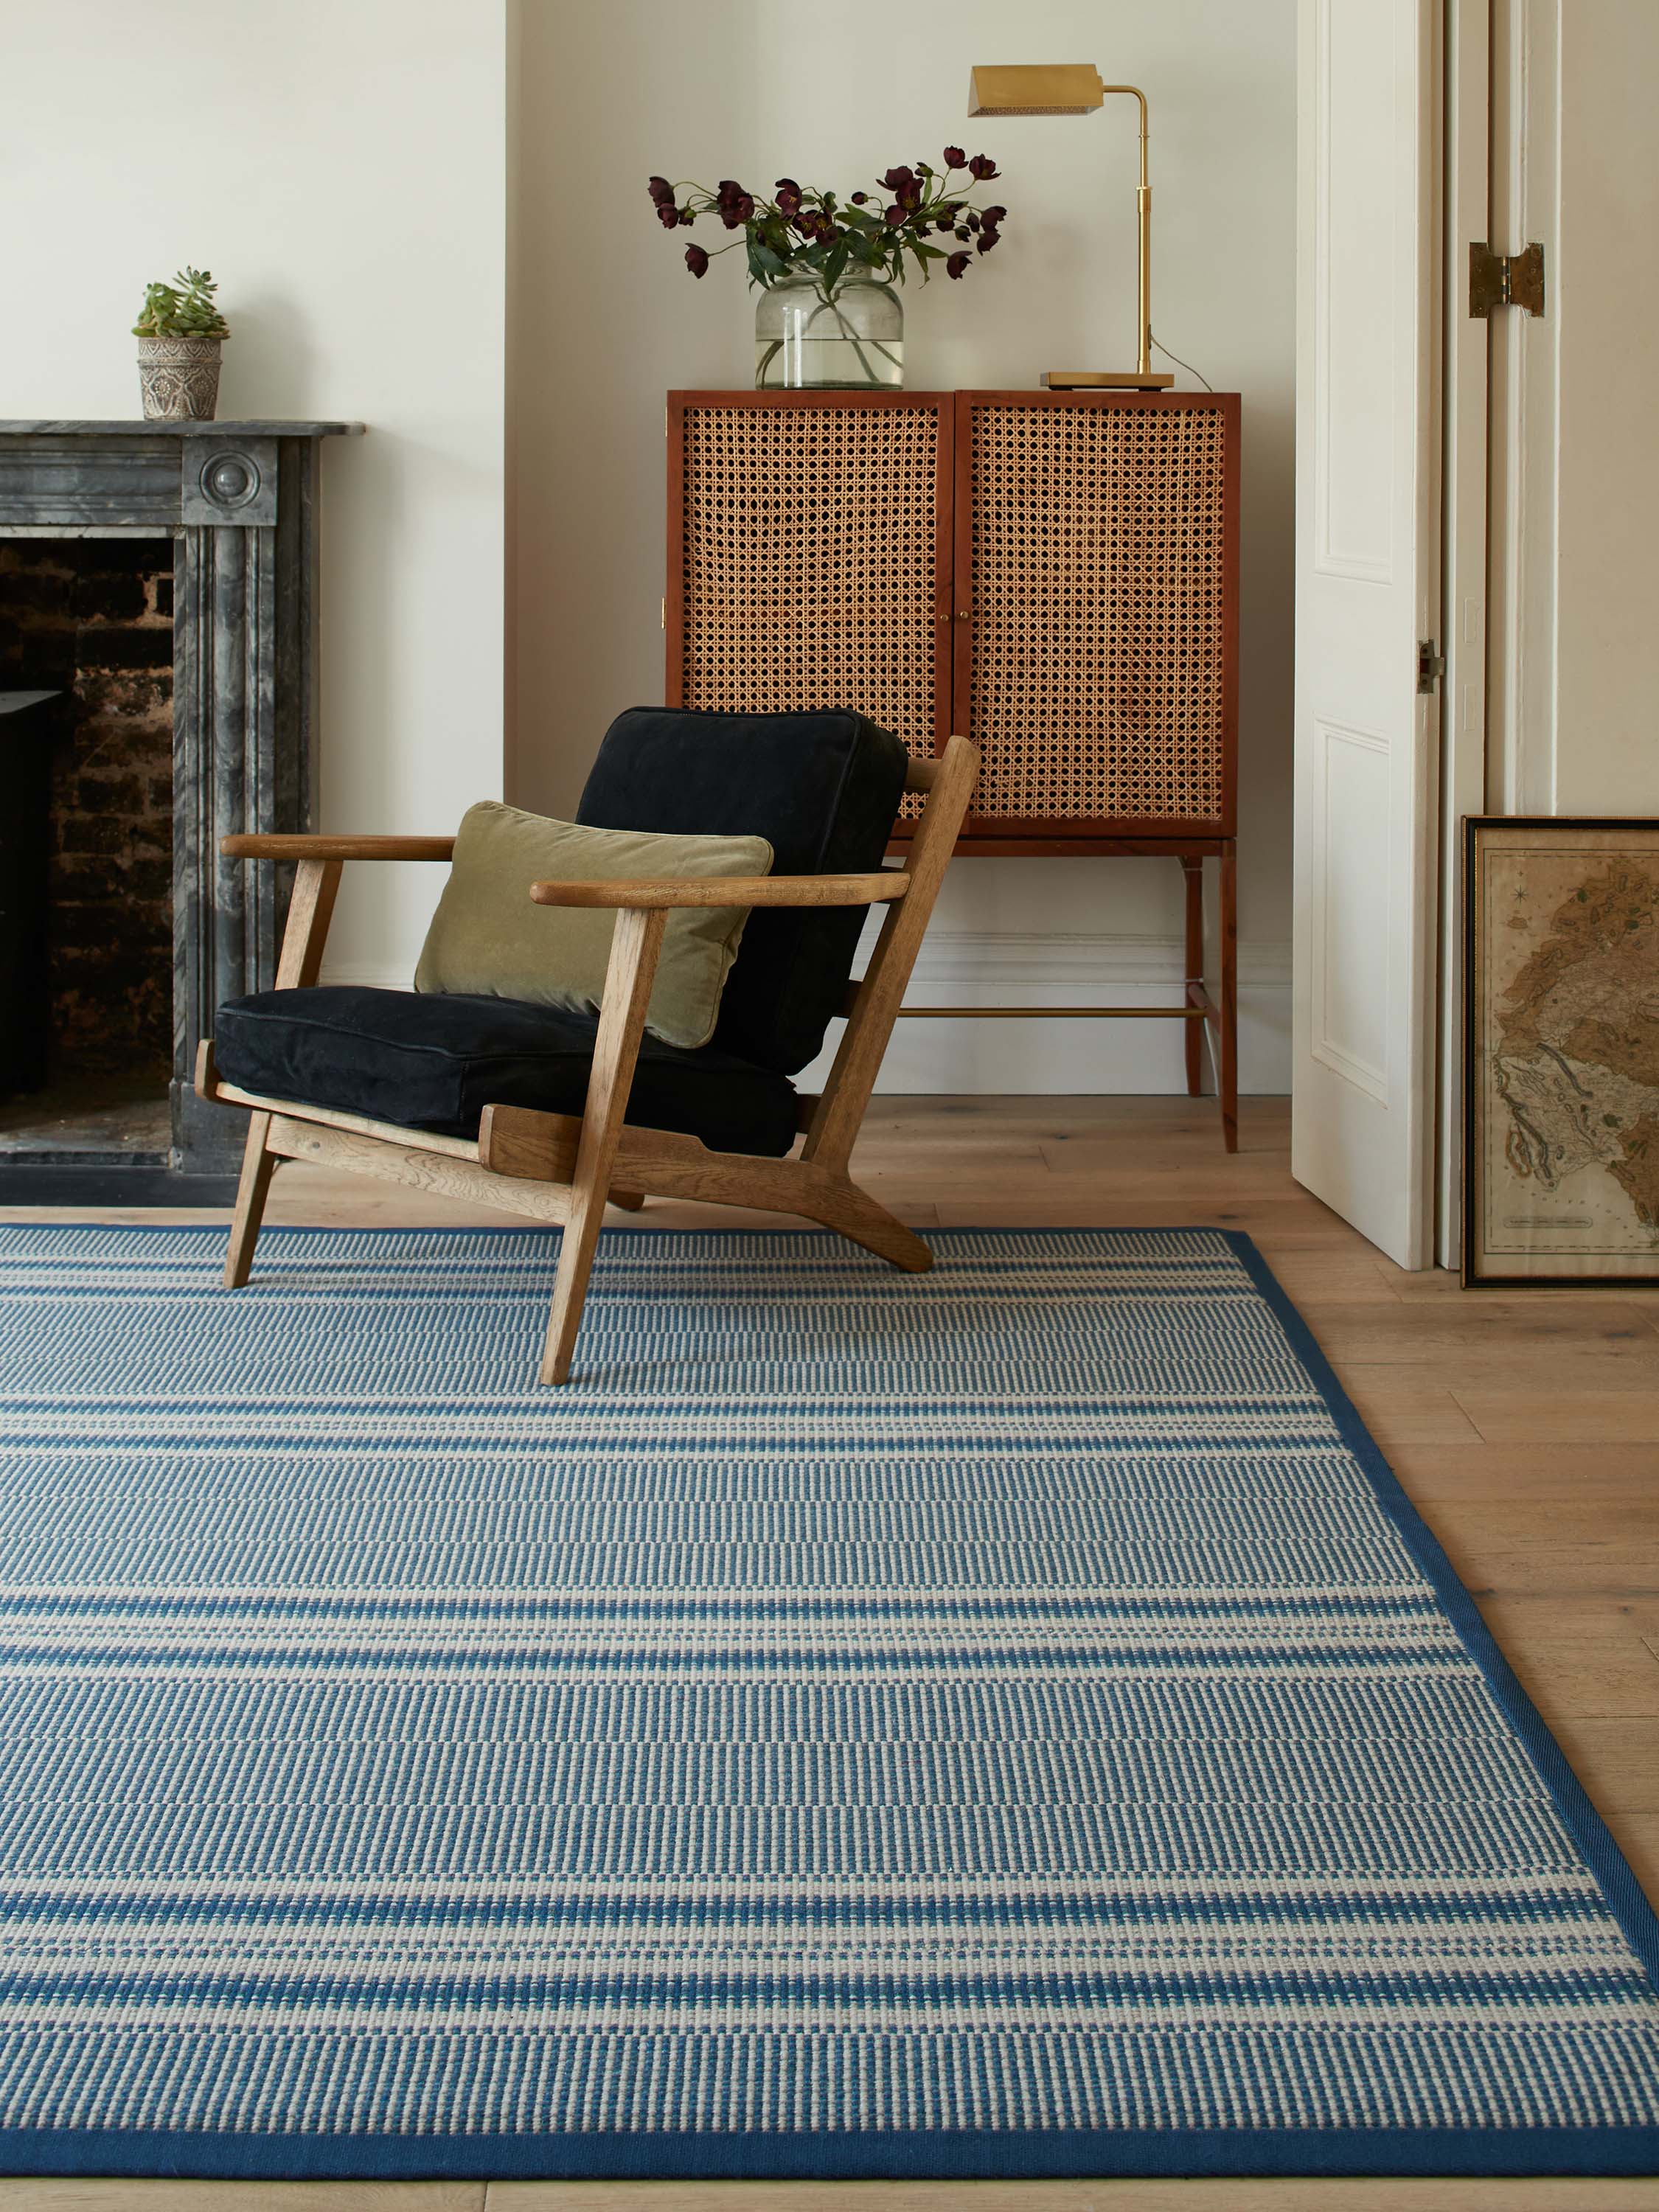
xmin=0 ymin=1222 xmax=1655 ymax=2182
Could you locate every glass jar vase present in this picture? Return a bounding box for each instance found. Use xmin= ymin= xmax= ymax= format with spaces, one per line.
xmin=754 ymin=274 xmax=904 ymax=391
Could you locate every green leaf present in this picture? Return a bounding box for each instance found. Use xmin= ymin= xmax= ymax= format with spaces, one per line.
xmin=824 ymin=240 xmax=849 ymax=291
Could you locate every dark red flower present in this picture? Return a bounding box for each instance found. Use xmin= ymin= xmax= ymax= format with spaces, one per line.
xmin=684 ymin=243 xmax=709 ymax=277
xmin=880 ymin=165 xmax=923 ymax=211
xmin=850 ymin=191 xmax=869 ymax=205
xmin=883 ymin=204 xmax=907 ymax=228
xmin=955 ymin=226 xmax=970 ymax=242
xmin=774 ymin=177 xmax=803 ymax=216
xmin=656 ymin=201 xmax=683 ymax=230
xmin=976 ymin=229 xmax=998 ymax=253
xmin=942 ymin=146 xmax=967 ymax=169
xmin=935 ymin=216 xmax=955 ymax=233
xmin=967 ymin=212 xmax=981 ymax=232
xmin=647 ymin=175 xmax=675 ymax=207
xmin=715 ymin=179 xmax=756 ymax=228
xmin=946 ymin=251 xmax=971 ymax=279
xmin=968 ymin=153 xmax=1000 ymax=181
xmin=980 ymin=204 xmax=1007 ymax=226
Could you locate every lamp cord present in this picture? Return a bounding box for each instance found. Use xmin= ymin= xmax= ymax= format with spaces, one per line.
xmin=1150 ymin=330 xmax=1213 ymax=392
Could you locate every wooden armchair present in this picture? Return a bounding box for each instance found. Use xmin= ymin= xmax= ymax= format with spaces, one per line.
xmin=196 ymin=720 xmax=978 ymax=1384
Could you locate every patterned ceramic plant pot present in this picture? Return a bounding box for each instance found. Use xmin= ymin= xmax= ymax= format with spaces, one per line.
xmin=136 ymin=333 xmax=223 ymax=421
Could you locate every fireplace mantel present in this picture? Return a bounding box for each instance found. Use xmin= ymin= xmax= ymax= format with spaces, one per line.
xmin=0 ymin=420 xmax=364 ymax=1173
xmin=0 ymin=420 xmax=362 ymax=431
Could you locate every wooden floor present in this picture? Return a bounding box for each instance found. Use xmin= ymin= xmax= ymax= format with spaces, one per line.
xmin=3 ymin=1096 xmax=1657 ymax=2212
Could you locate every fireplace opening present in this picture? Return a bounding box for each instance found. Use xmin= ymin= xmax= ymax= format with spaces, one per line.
xmin=0 ymin=540 xmax=174 ymax=1168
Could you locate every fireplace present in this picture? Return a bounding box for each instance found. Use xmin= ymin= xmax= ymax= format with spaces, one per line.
xmin=0 ymin=543 xmax=173 ymax=1169
xmin=0 ymin=420 xmax=361 ymax=1194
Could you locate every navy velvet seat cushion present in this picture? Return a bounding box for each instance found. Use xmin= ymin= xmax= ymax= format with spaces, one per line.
xmin=577 ymin=707 xmax=908 ymax=1074
xmin=213 ymin=986 xmax=800 ymax=1157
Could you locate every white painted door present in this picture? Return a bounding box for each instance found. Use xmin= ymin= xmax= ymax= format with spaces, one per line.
xmin=1293 ymin=0 xmax=1440 ymax=1270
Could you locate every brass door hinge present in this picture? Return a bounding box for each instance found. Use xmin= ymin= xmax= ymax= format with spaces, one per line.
xmin=1417 ymin=639 xmax=1445 ymax=694
xmin=1470 ymin=240 xmax=1545 ymax=318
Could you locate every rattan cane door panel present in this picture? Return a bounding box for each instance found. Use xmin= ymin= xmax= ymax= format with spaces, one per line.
xmin=956 ymin=392 xmax=1238 ymax=840
xmin=668 ymin=394 xmax=951 ymax=804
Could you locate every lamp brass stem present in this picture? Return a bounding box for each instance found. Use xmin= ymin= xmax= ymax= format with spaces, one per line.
xmin=1100 ymin=84 xmax=1152 ymax=377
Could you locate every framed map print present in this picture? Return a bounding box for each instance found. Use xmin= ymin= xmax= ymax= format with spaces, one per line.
xmin=1464 ymin=817 xmax=1659 ymax=1287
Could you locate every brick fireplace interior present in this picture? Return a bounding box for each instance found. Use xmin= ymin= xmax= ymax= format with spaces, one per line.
xmin=0 ymin=540 xmax=174 ymax=1164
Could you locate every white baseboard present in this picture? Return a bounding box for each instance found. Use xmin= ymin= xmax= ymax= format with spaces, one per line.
xmin=323 ymin=931 xmax=1293 ymax=1098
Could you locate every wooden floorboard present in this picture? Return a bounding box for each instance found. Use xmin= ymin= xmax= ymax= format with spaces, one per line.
xmin=1 ymin=1096 xmax=1655 ymax=2211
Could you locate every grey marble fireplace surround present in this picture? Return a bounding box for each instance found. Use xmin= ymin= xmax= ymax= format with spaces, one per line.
xmin=0 ymin=420 xmax=363 ymax=1177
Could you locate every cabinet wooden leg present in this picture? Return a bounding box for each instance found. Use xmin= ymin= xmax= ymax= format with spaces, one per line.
xmin=1219 ymin=841 xmax=1239 ymax=1153
xmin=1181 ymin=857 xmax=1205 ymax=1098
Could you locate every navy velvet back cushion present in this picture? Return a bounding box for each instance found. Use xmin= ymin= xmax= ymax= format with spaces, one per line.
xmin=576 ymin=708 xmax=908 ymax=1074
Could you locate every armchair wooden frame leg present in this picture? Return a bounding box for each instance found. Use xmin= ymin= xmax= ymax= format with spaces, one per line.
xmin=224 ymin=1112 xmax=277 ymax=1287
xmin=219 ymin=856 xmax=341 ymax=1289
xmin=799 ymin=1176 xmax=932 ymax=1274
xmin=540 ymin=905 xmax=667 ymax=1386
xmin=802 ymin=738 xmax=976 ymax=1178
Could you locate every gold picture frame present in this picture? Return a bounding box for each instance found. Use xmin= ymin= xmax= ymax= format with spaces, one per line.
xmin=1464 ymin=815 xmax=1659 ymax=1287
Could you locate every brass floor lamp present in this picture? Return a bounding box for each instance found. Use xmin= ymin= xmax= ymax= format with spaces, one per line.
xmin=968 ymin=63 xmax=1175 ymax=391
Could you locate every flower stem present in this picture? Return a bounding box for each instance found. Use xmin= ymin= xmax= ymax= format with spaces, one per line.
xmin=754 ymin=337 xmax=784 ymax=389
xmin=818 ymin=291 xmax=902 ymax=380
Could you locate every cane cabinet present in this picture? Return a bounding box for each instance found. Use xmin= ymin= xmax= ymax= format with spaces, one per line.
xmin=665 ymin=388 xmax=1242 ymax=1144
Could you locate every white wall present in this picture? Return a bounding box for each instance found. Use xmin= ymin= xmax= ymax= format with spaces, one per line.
xmin=512 ymin=0 xmax=1297 ymax=1092
xmin=1 ymin=0 xmax=507 ymax=984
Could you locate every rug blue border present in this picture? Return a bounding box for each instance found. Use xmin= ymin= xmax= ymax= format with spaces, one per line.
xmin=1 ymin=2122 xmax=1658 ymax=2182
xmin=2 ymin=1220 xmax=1658 ymax=2184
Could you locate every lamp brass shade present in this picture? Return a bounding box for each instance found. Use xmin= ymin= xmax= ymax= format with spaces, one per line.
xmin=967 ymin=63 xmax=1105 ymax=117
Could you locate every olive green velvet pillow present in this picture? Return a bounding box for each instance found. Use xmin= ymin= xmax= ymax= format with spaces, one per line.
xmin=414 ymin=803 xmax=772 ymax=1051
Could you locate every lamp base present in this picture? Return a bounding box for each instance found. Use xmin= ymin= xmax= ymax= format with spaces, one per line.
xmin=1040 ymin=369 xmax=1178 ymax=390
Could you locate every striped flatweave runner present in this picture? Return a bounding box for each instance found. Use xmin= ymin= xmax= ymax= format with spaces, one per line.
xmin=0 ymin=1222 xmax=1655 ymax=2183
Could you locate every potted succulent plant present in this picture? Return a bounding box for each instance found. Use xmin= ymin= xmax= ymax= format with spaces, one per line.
xmin=132 ymin=268 xmax=229 ymax=421
xmin=647 ymin=151 xmax=1008 ymax=390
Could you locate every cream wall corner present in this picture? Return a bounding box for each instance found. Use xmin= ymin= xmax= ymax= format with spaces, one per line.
xmin=1 ymin=0 xmax=508 ymax=986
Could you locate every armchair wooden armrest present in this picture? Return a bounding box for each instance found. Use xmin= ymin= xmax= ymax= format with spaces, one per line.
xmin=217 ymin=834 xmax=456 ymax=990
xmin=222 ymin=834 xmax=456 ymax=862
xmin=528 ymin=873 xmax=909 ymax=911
